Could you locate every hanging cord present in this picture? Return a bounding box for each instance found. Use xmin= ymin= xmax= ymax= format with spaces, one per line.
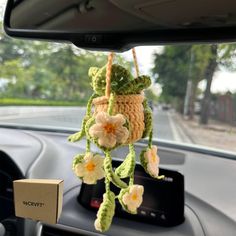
xmin=105 ymin=48 xmax=140 ymax=98
xmin=148 ymin=130 xmax=153 ymax=149
xmin=86 ymin=139 xmax=91 ymax=153
xmin=132 ymin=48 xmax=140 ymax=77
xmin=105 ymin=52 xmax=115 ymax=98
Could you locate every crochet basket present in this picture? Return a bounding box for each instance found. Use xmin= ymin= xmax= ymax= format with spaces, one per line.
xmin=93 ymin=94 xmax=145 ymax=144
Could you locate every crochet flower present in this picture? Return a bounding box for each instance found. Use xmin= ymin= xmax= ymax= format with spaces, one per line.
xmin=119 ymin=185 xmax=144 ymax=214
xmin=73 ymin=152 xmax=104 ymax=184
xmin=89 ymin=112 xmax=129 ymax=148
xmin=144 ymin=145 xmax=160 ymax=177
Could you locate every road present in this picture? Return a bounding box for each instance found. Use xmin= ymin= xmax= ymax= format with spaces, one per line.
xmin=0 ymin=106 xmax=191 ymax=143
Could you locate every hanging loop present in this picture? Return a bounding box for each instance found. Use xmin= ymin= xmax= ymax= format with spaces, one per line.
xmin=105 ymin=52 xmax=114 ymax=98
xmin=105 ymin=48 xmax=140 ymax=98
xmin=132 ymin=48 xmax=139 ymax=77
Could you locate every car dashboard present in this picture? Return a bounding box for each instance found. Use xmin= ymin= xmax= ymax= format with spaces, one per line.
xmin=0 ymin=127 xmax=236 ymax=236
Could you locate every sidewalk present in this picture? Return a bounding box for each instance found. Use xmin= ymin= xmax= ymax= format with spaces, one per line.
xmin=175 ymin=113 xmax=236 ymax=153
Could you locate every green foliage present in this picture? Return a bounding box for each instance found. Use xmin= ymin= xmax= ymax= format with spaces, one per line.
xmin=144 ymin=88 xmax=158 ymax=102
xmin=117 ymin=75 xmax=151 ymax=95
xmin=89 ymin=64 xmax=133 ymax=95
xmin=89 ymin=64 xmax=151 ymax=95
xmin=152 ymin=45 xmax=192 ymax=101
xmin=218 ymin=44 xmax=236 ymax=70
xmin=153 ymin=45 xmax=210 ymax=97
xmin=0 ymin=98 xmax=86 ymax=106
xmin=152 ymin=43 xmax=236 ymax=118
xmin=152 ymin=44 xmax=218 ymax=111
xmin=0 ymin=31 xmax=131 ymax=102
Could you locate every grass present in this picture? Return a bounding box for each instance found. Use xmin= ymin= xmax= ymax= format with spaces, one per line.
xmin=0 ymin=98 xmax=86 ymax=106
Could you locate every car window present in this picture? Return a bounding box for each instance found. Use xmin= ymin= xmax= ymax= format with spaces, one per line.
xmin=0 ymin=4 xmax=236 ymax=154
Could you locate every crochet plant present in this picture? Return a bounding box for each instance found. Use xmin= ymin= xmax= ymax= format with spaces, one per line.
xmin=69 ymin=51 xmax=163 ymax=232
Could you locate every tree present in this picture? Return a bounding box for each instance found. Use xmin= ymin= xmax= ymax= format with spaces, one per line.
xmin=152 ymin=45 xmax=210 ymax=113
xmin=199 ymin=44 xmax=236 ymax=124
xmin=200 ymin=45 xmax=218 ymax=124
xmin=152 ymin=43 xmax=236 ymax=124
xmin=0 ymin=29 xmax=131 ymax=102
xmin=152 ymin=45 xmax=191 ymax=111
xmin=187 ymin=45 xmax=212 ymax=119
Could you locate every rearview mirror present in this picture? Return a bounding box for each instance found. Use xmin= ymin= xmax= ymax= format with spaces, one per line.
xmin=4 ymin=0 xmax=236 ymax=51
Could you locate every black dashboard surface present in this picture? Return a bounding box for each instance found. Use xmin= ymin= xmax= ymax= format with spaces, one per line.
xmin=0 ymin=128 xmax=236 ymax=236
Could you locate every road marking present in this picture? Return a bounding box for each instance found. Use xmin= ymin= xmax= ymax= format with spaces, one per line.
xmin=168 ymin=112 xmax=193 ymax=143
xmin=168 ymin=112 xmax=182 ymax=142
xmin=176 ymin=119 xmax=193 ymax=143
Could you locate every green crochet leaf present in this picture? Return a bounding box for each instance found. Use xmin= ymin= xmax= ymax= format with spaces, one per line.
xmin=104 ymin=153 xmax=128 ymax=189
xmin=90 ymin=64 xmax=133 ymax=96
xmin=115 ymin=153 xmax=135 ymax=179
xmin=94 ymin=191 xmax=116 ymax=232
xmin=68 ymin=131 xmax=84 ymax=142
xmin=105 ymin=165 xmax=128 ymax=189
xmin=117 ymin=75 xmax=151 ymax=95
xmin=88 ymin=67 xmax=100 ymax=79
xmin=68 ymin=112 xmax=92 ymax=143
xmin=139 ymin=149 xmax=147 ymax=173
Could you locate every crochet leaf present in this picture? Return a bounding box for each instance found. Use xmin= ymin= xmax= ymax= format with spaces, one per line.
xmin=89 ymin=64 xmax=133 ymax=96
xmin=117 ymin=75 xmax=151 ymax=95
xmin=88 ymin=67 xmax=100 ymax=79
xmin=68 ymin=116 xmax=89 ymax=142
xmin=115 ymin=153 xmax=135 ymax=179
xmin=104 ymin=153 xmax=128 ymax=189
xmin=68 ymin=131 xmax=84 ymax=142
xmin=94 ymin=191 xmax=116 ymax=232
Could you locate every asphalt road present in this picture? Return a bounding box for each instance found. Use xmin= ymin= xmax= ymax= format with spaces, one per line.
xmin=0 ymin=106 xmax=191 ymax=143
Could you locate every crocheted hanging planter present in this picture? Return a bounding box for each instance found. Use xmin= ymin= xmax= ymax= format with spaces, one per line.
xmin=69 ymin=49 xmax=164 ymax=232
xmin=92 ymin=94 xmax=145 ymax=144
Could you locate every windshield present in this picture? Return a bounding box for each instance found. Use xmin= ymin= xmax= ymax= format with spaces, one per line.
xmin=1 ymin=24 xmax=236 ymax=153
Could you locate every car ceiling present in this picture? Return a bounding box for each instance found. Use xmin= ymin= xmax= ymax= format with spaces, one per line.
xmin=10 ymin=0 xmax=236 ymax=31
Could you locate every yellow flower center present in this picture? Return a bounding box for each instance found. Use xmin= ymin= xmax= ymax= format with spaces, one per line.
xmin=85 ymin=161 xmax=96 ymax=172
xmin=151 ymin=153 xmax=157 ymax=163
xmin=103 ymin=123 xmax=116 ymax=134
xmin=131 ymin=193 xmax=138 ymax=201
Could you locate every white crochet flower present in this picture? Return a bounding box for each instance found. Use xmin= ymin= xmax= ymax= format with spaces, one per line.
xmin=144 ymin=145 xmax=160 ymax=177
xmin=89 ymin=112 xmax=129 ymax=148
xmin=73 ymin=152 xmax=104 ymax=184
xmin=122 ymin=185 xmax=144 ymax=213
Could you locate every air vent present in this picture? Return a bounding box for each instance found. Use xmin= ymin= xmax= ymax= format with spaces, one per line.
xmin=40 ymin=224 xmax=100 ymax=236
